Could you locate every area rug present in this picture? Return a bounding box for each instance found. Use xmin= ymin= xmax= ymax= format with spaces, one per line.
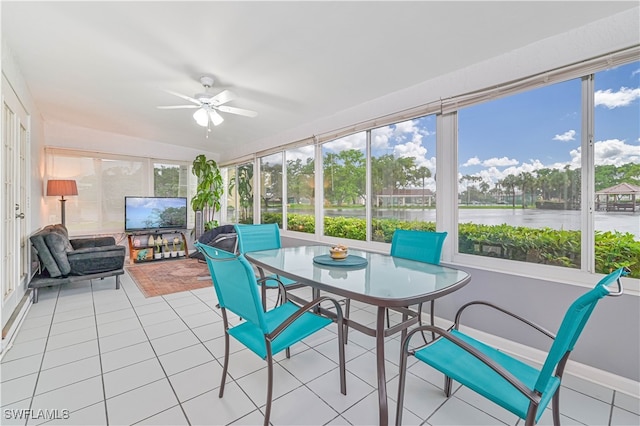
xmin=126 ymin=259 xmax=212 ymax=297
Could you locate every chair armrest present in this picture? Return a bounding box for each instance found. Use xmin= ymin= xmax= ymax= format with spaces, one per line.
xmin=454 ymin=301 xmax=556 ymax=340
xmin=267 ymin=296 xmax=344 ymax=341
xmin=403 ymin=325 xmax=542 ymax=405
xmin=257 ymin=275 xmax=289 ymax=303
xmin=70 ymin=236 xmax=117 ymax=249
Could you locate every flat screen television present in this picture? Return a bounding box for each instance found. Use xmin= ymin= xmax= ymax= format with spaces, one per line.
xmin=124 ymin=196 xmax=188 ymax=232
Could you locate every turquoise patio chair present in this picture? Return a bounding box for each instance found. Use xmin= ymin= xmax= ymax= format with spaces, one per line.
xmin=395 ymin=267 xmax=629 ymax=426
xmin=342 ymin=229 xmax=448 ymax=343
xmin=235 ymin=223 xmax=307 ymax=310
xmin=389 ymin=230 xmax=448 ymax=338
xmin=195 ymin=241 xmax=347 ymax=426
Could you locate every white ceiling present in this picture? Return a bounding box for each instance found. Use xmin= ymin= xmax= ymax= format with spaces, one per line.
xmin=2 ymin=1 xmax=637 ymax=161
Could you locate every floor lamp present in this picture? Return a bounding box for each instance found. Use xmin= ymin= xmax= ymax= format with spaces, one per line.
xmin=47 ymin=179 xmax=78 ymax=226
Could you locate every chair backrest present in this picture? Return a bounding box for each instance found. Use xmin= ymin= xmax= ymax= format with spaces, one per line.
xmin=194 ymin=241 xmax=267 ymax=332
xmin=534 ymin=267 xmax=629 ymax=393
xmin=390 ymin=229 xmax=448 ymax=265
xmin=235 ymin=223 xmax=282 ymax=254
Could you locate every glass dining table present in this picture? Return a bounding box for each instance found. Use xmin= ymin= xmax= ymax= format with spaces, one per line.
xmin=244 ymin=245 xmax=471 ymax=425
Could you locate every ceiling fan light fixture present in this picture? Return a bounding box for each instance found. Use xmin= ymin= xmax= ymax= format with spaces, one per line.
xmin=209 ymin=109 xmax=224 ymax=126
xmin=193 ymin=108 xmax=209 ymax=126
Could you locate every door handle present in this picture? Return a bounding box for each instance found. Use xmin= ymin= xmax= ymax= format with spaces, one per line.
xmin=16 ymin=212 xmax=25 ymax=219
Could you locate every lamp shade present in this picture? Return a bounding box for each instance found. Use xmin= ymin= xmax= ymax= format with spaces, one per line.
xmin=47 ymin=180 xmax=78 ymax=197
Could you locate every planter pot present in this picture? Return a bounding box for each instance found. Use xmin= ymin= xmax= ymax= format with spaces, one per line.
xmin=154 ymin=253 xmax=162 ymax=260
xmin=178 ymin=250 xmax=185 ymax=257
xmin=170 ymin=251 xmax=177 ymax=258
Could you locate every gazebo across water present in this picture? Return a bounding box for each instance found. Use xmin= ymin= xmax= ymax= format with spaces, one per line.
xmin=595 ymin=183 xmax=640 ymax=212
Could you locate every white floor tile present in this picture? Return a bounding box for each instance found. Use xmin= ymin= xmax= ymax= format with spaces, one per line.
xmin=557 ymin=386 xmax=612 ymax=425
xmin=235 ymin=363 xmax=303 ymax=408
xmin=14 ymin=324 xmax=50 ymax=344
xmin=106 ymin=378 xmax=179 ymax=425
xmin=103 ymin=358 xmax=166 ymax=398
xmin=48 ymin=317 xmax=95 ymax=337
xmin=269 ymin=386 xmax=339 ymax=425
xmin=610 ymin=406 xmax=640 ymax=426
xmin=40 ymin=340 xmax=99 ymax=370
xmin=180 ymin=310 xmax=220 ymax=329
xmin=190 ymin=322 xmax=225 ymax=342
xmin=425 ymin=396 xmax=510 ymax=425
xmin=150 ymin=330 xmax=200 ymax=356
xmin=45 ymin=327 xmax=98 ymax=351
xmin=341 ymin=390 xmax=422 ymax=426
xmin=98 ymin=327 xmax=148 ymax=353
xmin=279 ymin=346 xmax=339 ymax=383
xmin=100 ymin=341 xmax=156 ymax=373
xmin=181 ymin=382 xmax=258 ymax=425
xmin=2 ymin=337 xmax=48 ymax=362
xmin=141 ymin=318 xmax=189 ymax=340
xmin=167 ymin=360 xmax=223 ymax=402
xmin=157 ymin=343 xmax=215 ymax=376
xmin=615 ymin=391 xmax=640 ymax=415
xmin=0 ymin=352 xmax=44 ymax=381
xmin=1 ymin=372 xmax=38 ymax=405
xmin=31 ymin=376 xmax=104 ymax=416
xmin=307 ymin=369 xmax=375 ymax=413
xmin=135 ymin=405 xmax=189 ymax=425
xmin=35 ymin=356 xmax=101 ymax=395
xmin=95 ymin=316 xmax=143 ymax=338
xmin=37 ymin=401 xmax=106 ymax=426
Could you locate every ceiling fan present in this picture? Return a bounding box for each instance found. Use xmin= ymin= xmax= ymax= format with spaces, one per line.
xmin=157 ymin=76 xmax=257 ymax=132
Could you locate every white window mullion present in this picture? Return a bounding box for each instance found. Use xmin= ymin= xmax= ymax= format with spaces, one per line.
xmin=581 ymin=74 xmax=596 ymax=273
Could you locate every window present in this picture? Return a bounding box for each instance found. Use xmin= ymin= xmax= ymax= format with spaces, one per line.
xmin=593 ymin=61 xmax=640 ymax=274
xmin=227 ymin=162 xmax=254 ymax=224
xmin=260 ymin=153 xmax=283 ymax=226
xmin=46 ymin=149 xmax=194 ymax=235
xmin=371 ymin=116 xmax=436 ymax=242
xmin=285 ymin=146 xmax=315 ymax=234
xmin=219 ymin=49 xmax=638 ymax=282
xmin=153 ymin=163 xmax=188 ymax=197
xmin=322 ymin=133 xmax=367 ymax=241
xmin=457 ymin=79 xmax=583 ymax=269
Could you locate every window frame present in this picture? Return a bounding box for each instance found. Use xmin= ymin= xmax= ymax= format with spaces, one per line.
xmin=219 ymin=47 xmax=639 ymax=293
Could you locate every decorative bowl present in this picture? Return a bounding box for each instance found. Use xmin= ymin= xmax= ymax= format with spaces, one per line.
xmin=330 ymin=245 xmax=348 ymax=260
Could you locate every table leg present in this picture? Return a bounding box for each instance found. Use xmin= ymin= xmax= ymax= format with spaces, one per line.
xmin=376 ymin=306 xmax=388 ymax=426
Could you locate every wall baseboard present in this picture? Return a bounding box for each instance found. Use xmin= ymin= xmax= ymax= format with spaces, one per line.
xmin=429 ymin=316 xmax=640 ymax=398
xmin=1 ymin=291 xmax=33 ymax=360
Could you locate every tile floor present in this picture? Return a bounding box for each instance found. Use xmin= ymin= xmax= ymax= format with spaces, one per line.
xmin=1 ymin=272 xmax=639 ymax=426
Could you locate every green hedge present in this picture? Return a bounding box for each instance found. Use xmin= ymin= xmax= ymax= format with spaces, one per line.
xmin=261 ymin=212 xmax=639 ymax=278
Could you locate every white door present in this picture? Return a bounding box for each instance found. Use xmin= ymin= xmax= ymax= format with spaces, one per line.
xmin=2 ymin=75 xmax=30 ymax=328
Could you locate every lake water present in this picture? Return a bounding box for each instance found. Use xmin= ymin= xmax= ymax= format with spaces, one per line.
xmin=313 ymin=208 xmax=639 ymax=238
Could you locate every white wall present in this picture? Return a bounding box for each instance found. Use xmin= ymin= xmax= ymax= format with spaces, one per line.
xmin=44 ymin=121 xmax=219 ymax=163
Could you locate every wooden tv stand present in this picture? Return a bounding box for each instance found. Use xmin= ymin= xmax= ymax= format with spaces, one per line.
xmin=127 ymin=230 xmax=189 ymax=263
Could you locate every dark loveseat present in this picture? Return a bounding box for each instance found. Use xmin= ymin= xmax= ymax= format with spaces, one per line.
xmin=29 ymin=224 xmax=125 ymax=303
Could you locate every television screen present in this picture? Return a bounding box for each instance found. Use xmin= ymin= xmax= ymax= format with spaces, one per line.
xmin=125 ymin=196 xmax=188 ymax=232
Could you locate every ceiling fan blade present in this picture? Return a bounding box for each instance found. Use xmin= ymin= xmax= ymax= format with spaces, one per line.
xmin=163 ymin=89 xmax=201 ymax=105
xmin=157 ymin=105 xmax=199 ymax=109
xmin=208 ymin=109 xmax=224 ymax=126
xmin=208 ymin=90 xmax=236 ymax=106
xmin=217 ymin=105 xmax=258 ymax=118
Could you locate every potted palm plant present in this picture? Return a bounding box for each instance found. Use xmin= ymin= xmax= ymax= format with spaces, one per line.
xmin=191 ymin=154 xmax=224 ymax=236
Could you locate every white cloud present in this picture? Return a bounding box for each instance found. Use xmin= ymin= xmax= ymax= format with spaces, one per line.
xmin=553 ymin=129 xmax=576 ymax=142
xmin=462 ymin=157 xmax=481 ymax=167
xmin=595 ymin=87 xmax=640 ymax=109
xmin=285 ymin=145 xmax=315 ymax=162
xmin=323 ymin=132 xmax=366 ymax=152
xmin=566 ymin=139 xmax=639 ymax=168
xmin=462 ymin=156 xmax=518 ymax=167
xmin=483 ymin=157 xmax=519 ymax=167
